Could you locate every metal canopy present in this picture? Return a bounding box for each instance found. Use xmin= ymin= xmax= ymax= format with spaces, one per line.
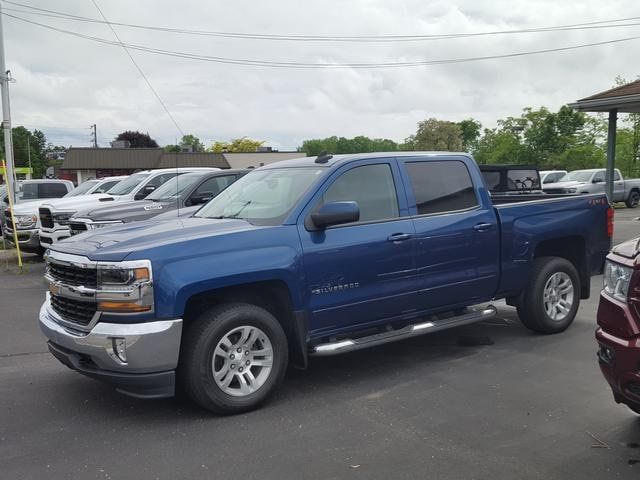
xmin=568 ymin=80 xmax=640 ymax=201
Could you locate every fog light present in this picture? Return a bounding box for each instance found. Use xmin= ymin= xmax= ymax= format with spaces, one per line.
xmin=112 ymin=338 xmax=127 ymax=363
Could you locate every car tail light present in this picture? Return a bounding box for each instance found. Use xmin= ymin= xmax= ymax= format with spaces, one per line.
xmin=607 ymin=207 xmax=614 ymax=238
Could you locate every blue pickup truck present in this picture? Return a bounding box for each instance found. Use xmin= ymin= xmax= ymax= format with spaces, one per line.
xmin=39 ymin=153 xmax=612 ymax=414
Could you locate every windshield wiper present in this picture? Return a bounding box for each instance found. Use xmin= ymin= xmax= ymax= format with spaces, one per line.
xmin=210 ymin=200 xmax=252 ymax=219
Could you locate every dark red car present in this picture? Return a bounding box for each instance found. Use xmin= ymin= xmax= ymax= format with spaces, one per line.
xmin=596 ymin=237 xmax=640 ymax=415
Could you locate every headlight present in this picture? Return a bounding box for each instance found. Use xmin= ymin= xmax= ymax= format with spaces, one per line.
xmin=15 ymin=214 xmax=37 ymax=228
xmin=53 ymin=212 xmax=74 ymax=225
xmin=603 ymin=260 xmax=633 ymax=302
xmin=96 ymin=260 xmax=153 ymax=313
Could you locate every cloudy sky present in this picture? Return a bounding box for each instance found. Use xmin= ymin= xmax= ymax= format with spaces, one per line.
xmin=3 ymin=0 xmax=639 ymax=150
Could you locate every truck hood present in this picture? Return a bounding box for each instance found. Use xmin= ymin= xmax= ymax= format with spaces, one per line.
xmin=611 ymin=237 xmax=640 ymax=260
xmin=39 ymin=194 xmax=117 ymax=212
xmin=50 ymin=217 xmax=259 ymax=262
xmin=75 ymin=199 xmax=177 ymax=222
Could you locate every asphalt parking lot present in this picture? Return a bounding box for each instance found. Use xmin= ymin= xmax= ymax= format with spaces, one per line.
xmin=1 ymin=209 xmax=639 ymax=480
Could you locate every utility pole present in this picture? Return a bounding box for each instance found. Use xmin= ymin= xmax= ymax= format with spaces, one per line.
xmin=27 ymin=131 xmax=31 ymax=178
xmin=0 ymin=3 xmax=16 ymax=202
xmin=91 ymin=124 xmax=98 ymax=148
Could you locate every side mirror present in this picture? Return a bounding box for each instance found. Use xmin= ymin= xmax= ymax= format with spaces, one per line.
xmin=135 ymin=185 xmax=156 ymax=200
xmin=189 ymin=193 xmax=212 ymax=206
xmin=310 ymin=201 xmax=360 ymax=230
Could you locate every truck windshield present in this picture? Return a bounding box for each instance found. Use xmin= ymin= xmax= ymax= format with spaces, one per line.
xmin=65 ymin=180 xmax=99 ymax=197
xmin=559 ymin=171 xmax=595 ymax=183
xmin=106 ymin=173 xmax=150 ymax=195
xmin=195 ymin=167 xmax=323 ymax=225
xmin=147 ymin=174 xmax=202 ymax=201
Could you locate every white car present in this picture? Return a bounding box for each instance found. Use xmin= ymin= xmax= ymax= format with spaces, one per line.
xmin=39 ymin=168 xmax=219 ymax=247
xmin=544 ymin=168 xmax=640 ymax=207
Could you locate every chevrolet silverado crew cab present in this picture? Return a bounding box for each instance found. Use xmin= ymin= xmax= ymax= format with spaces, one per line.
xmin=2 ymin=179 xmax=75 ymax=253
xmin=39 ymin=168 xmax=217 ymax=247
xmin=545 ymin=168 xmax=640 ymax=207
xmin=65 ymin=169 xmax=247 ymax=234
xmin=40 ymin=152 xmax=612 ymax=414
xmin=596 ymin=237 xmax=640 ymax=415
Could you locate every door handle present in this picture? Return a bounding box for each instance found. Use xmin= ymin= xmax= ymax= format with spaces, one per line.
xmin=387 ymin=233 xmax=413 ymax=242
xmin=473 ymin=223 xmax=495 ymax=232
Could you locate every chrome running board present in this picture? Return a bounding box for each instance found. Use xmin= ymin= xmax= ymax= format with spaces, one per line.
xmin=310 ymin=305 xmax=497 ymax=356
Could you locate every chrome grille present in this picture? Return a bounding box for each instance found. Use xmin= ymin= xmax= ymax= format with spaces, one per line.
xmin=39 ymin=207 xmax=54 ymax=228
xmin=50 ymin=294 xmax=96 ymax=326
xmin=48 ymin=262 xmax=97 ymax=288
xmin=69 ymin=221 xmax=88 ymax=236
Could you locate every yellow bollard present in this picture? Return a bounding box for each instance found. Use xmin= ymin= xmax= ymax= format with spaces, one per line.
xmin=2 ymin=159 xmax=23 ymax=269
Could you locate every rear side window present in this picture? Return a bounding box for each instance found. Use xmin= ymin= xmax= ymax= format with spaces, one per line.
xmin=38 ymin=183 xmax=69 ymax=198
xmin=93 ymin=180 xmax=120 ymax=193
xmin=322 ymin=164 xmax=399 ymax=223
xmin=192 ymin=175 xmax=237 ymax=199
xmin=406 ymin=161 xmax=478 ymax=215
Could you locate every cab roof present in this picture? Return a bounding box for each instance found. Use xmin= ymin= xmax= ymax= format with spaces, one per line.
xmin=260 ymin=151 xmax=472 ymax=169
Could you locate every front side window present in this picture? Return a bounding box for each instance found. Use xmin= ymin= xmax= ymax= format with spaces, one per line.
xmin=321 ymin=164 xmax=399 ymax=223
xmin=614 ymin=170 xmax=621 ymax=181
xmin=196 ymin=168 xmax=322 ymax=225
xmin=593 ymin=171 xmax=605 ymax=183
xmin=406 ymin=161 xmax=478 ymax=215
xmin=191 ymin=175 xmax=237 ymax=200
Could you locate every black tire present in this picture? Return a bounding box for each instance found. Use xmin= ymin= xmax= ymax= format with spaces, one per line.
xmin=517 ymin=256 xmax=580 ymax=334
xmin=179 ymin=303 xmax=288 ymax=415
xmin=625 ymin=190 xmax=640 ymax=208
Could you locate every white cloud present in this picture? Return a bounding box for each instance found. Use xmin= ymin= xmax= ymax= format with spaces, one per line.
xmin=3 ymin=0 xmax=639 ymax=150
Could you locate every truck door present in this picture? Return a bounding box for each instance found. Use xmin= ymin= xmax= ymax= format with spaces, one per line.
xmin=398 ymin=157 xmax=500 ymax=310
xmin=613 ymin=169 xmax=625 ymax=201
xmin=298 ymin=159 xmax=416 ymax=336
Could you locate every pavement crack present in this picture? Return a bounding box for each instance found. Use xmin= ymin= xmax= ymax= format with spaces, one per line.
xmin=0 ymin=351 xmax=49 ymax=358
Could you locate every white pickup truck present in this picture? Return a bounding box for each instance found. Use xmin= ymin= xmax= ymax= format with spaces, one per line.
xmin=3 ymin=177 xmax=122 ymax=253
xmin=543 ymin=168 xmax=640 ymax=207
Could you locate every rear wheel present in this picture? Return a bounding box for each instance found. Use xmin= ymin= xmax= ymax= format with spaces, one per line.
xmin=517 ymin=257 xmax=580 ymax=334
xmin=179 ymin=303 xmax=288 ymax=415
xmin=625 ymin=190 xmax=640 ymax=208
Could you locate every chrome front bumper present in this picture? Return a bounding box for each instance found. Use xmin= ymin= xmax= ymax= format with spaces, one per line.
xmin=39 ymin=227 xmax=71 ymax=247
xmin=39 ymin=295 xmax=183 ymax=374
xmin=3 ymin=227 xmax=41 ymax=252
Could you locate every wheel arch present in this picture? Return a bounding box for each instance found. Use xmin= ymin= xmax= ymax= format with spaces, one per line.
xmin=182 ymin=280 xmax=308 ymax=369
xmin=532 ymin=236 xmax=589 ymax=299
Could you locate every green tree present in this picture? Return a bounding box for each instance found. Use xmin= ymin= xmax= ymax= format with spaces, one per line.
xmin=180 ymin=134 xmax=205 ymax=152
xmin=0 ymin=126 xmax=48 ymax=177
xmin=299 ymin=136 xmax=398 ymax=156
xmin=114 ymin=131 xmax=159 ymax=148
xmin=163 ymin=144 xmax=181 ymax=153
xmin=408 ymin=118 xmax=463 ymax=151
xmin=209 ymin=137 xmax=264 ymax=153
xmin=457 ymin=118 xmax=482 ymax=152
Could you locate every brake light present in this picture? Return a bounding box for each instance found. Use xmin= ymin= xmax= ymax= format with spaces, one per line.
xmin=607 ymin=207 xmax=614 ymax=238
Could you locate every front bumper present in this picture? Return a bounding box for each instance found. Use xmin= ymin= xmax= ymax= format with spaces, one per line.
xmin=3 ymin=227 xmax=42 ymax=253
xmin=39 ymin=296 xmax=183 ymax=398
xmin=596 ymin=294 xmax=640 ymax=407
xmin=39 ymin=227 xmax=71 ymax=247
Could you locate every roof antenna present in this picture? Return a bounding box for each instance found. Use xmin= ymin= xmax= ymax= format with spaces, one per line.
xmin=315 ymin=151 xmax=333 ymax=164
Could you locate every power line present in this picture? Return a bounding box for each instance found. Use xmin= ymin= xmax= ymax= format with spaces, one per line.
xmin=5 ymin=12 xmax=640 ymax=69
xmin=89 ymin=0 xmax=183 ymax=136
xmin=3 ymin=0 xmax=640 ymax=42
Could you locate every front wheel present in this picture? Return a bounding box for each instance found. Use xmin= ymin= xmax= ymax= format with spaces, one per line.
xmin=517 ymin=257 xmax=580 ymax=334
xmin=625 ymin=190 xmax=640 ymax=208
xmin=179 ymin=303 xmax=288 ymax=415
